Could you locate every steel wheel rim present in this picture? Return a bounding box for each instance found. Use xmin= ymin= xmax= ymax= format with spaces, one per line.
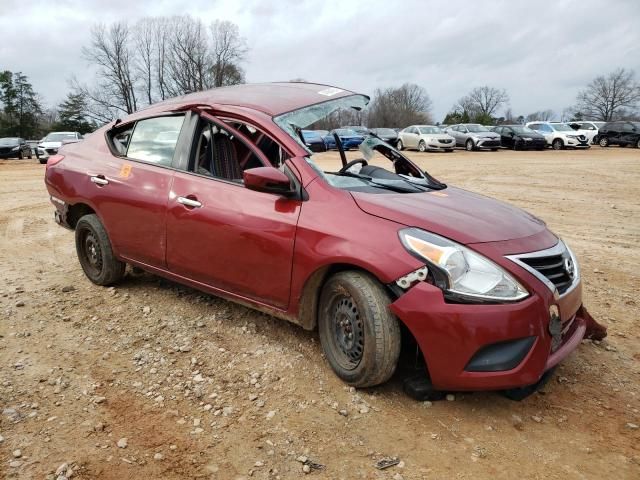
xmin=330 ymin=294 xmax=364 ymax=370
xmin=81 ymin=229 xmax=103 ymax=276
xmin=466 ymin=140 xmax=473 ymax=151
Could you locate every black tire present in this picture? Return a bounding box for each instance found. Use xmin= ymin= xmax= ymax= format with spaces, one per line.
xmin=636 ymin=138 xmax=640 ymax=149
xmin=491 ymin=148 xmax=498 ymax=151
xmin=418 ymin=140 xmax=427 ymax=152
xmin=18 ymin=151 xmax=23 ymax=159
xmin=75 ymin=214 xmax=125 ymax=286
xmin=599 ymin=136 xmax=609 ymax=147
xmin=39 ymin=158 xmax=47 ymax=164
xmin=552 ymin=138 xmax=563 ymax=150
xmin=512 ymin=143 xmax=519 ymax=151
xmin=396 ymin=140 xmax=403 ymax=151
xmin=27 ymin=152 xmax=32 ymax=159
xmin=318 ymin=271 xmax=401 ymax=388
xmin=465 ymin=139 xmax=474 ymax=151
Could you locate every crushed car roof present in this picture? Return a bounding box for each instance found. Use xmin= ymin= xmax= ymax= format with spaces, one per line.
xmin=130 ymin=82 xmax=361 ymax=119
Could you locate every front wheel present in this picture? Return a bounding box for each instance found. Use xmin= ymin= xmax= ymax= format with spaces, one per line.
xmin=552 ymin=138 xmax=563 ymax=150
xmin=418 ymin=140 xmax=427 ymax=152
xmin=465 ymin=139 xmax=475 ymax=151
xmin=318 ymin=271 xmax=401 ymax=388
xmin=75 ymin=214 xmax=126 ymax=286
xmin=396 ymin=140 xmax=403 ymax=151
xmin=18 ymin=151 xmax=23 ymax=159
xmin=636 ymin=139 xmax=640 ymax=149
xmin=599 ymin=136 xmax=609 ymax=147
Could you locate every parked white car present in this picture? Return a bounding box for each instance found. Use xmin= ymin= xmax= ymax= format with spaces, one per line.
xmin=37 ymin=132 xmax=83 ymax=164
xmin=525 ymin=122 xmax=590 ymax=150
xmin=568 ymin=121 xmax=606 ymax=144
xmin=396 ymin=125 xmax=455 ymax=152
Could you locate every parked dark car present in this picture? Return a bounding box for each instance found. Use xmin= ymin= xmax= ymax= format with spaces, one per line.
xmin=44 ymin=82 xmax=606 ymax=399
xmin=342 ymin=125 xmax=370 ymax=136
xmin=597 ymin=121 xmax=640 ymax=148
xmin=492 ymin=125 xmax=546 ymax=150
xmin=301 ymin=130 xmax=327 ymax=152
xmin=369 ymin=128 xmax=399 ymax=147
xmin=324 ymin=128 xmax=364 ymax=150
xmin=0 ymin=137 xmax=33 ymax=159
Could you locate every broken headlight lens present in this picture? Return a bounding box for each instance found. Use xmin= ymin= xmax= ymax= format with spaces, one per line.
xmin=399 ymin=228 xmax=529 ymax=302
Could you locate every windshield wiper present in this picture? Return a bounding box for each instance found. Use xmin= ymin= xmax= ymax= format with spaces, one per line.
xmin=337 ymin=171 xmax=427 ymax=193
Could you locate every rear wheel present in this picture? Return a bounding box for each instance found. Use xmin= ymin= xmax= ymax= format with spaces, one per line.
xmin=552 ymin=138 xmax=563 ymax=150
xmin=465 ymin=139 xmax=475 ymax=151
xmin=75 ymin=214 xmax=125 ymax=286
xmin=318 ymin=271 xmax=401 ymax=388
xmin=418 ymin=140 xmax=427 ymax=152
xmin=396 ymin=140 xmax=403 ymax=151
xmin=599 ymin=136 xmax=609 ymax=147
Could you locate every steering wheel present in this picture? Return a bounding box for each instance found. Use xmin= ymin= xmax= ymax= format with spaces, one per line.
xmin=338 ymin=158 xmax=368 ymax=174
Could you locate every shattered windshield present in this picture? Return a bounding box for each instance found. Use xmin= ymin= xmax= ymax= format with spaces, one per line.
xmin=273 ymin=94 xmax=369 ymax=151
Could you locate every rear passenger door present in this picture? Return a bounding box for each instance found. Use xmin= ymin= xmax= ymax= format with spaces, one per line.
xmin=96 ymin=114 xmax=190 ymax=268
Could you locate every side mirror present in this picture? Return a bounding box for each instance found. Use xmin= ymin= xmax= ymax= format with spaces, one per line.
xmin=243 ymin=167 xmax=295 ymax=196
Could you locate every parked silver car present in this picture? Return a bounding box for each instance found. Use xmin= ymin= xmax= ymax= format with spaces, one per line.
xmin=37 ymin=131 xmax=83 ymax=164
xmin=396 ymin=125 xmax=455 ymax=152
xmin=444 ymin=124 xmax=501 ymax=151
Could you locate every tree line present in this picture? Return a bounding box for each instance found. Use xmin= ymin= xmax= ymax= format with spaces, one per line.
xmin=1 ymin=13 xmax=639 ymax=140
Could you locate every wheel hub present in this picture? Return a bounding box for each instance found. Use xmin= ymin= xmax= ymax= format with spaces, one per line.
xmin=84 ymin=233 xmax=103 ymax=272
xmin=333 ymin=296 xmax=364 ymax=367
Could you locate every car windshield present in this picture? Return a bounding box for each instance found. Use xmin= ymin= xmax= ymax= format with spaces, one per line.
xmin=550 ymin=124 xmax=573 ymax=132
xmin=373 ymin=128 xmax=396 ymax=135
xmin=302 ymin=130 xmax=321 ymax=139
xmin=466 ymin=124 xmax=489 ymax=132
xmin=44 ymin=133 xmax=76 ymax=142
xmin=334 ymin=129 xmax=358 ymax=136
xmin=592 ymin=122 xmax=606 ymax=128
xmin=273 ymin=95 xmax=445 ymax=194
xmin=511 ymin=126 xmax=536 ymax=134
xmin=418 ymin=126 xmax=441 ymax=134
xmin=0 ymin=137 xmax=19 ymax=145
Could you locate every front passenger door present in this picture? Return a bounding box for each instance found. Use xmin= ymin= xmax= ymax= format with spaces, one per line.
xmin=165 ymin=114 xmax=302 ymax=308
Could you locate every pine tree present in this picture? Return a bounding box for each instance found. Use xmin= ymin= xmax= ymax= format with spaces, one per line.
xmin=54 ymin=92 xmax=95 ymax=134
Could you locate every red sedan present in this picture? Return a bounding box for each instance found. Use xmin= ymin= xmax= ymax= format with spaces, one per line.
xmin=44 ymin=82 xmax=606 ymax=399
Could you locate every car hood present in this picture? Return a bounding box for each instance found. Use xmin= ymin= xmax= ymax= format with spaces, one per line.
xmin=351 ymin=186 xmax=547 ymax=244
xmin=39 ymin=141 xmax=62 ymax=148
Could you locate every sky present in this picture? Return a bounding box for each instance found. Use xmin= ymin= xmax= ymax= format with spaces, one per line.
xmin=1 ymin=0 xmax=639 ymax=121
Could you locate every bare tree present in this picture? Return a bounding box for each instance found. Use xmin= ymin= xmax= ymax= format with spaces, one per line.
xmin=210 ymin=20 xmax=248 ymax=87
xmin=82 ymin=22 xmax=138 ymax=117
xmin=134 ymin=18 xmax=156 ymax=105
xmin=367 ymin=83 xmax=433 ymax=128
xmin=455 ymin=86 xmax=509 ymax=123
xmin=525 ymin=109 xmax=555 ymax=122
xmin=575 ymin=68 xmax=640 ymax=121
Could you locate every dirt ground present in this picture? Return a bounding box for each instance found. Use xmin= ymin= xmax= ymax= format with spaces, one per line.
xmin=1 ymin=146 xmax=638 ymax=479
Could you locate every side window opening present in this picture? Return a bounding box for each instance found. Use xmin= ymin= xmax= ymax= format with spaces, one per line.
xmin=110 ymin=124 xmax=135 ymax=155
xmin=224 ymin=120 xmax=291 ymax=169
xmin=191 ymin=118 xmax=284 ymax=183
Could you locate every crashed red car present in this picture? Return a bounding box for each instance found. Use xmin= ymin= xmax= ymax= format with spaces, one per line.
xmin=44 ymin=82 xmax=605 ymax=399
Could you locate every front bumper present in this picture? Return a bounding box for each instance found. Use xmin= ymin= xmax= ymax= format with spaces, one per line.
xmin=389 ymin=275 xmax=589 ymax=391
xmin=426 ymin=141 xmax=455 ymax=151
xmin=565 ymin=138 xmax=590 ymax=148
xmin=476 ymin=138 xmax=501 ymax=149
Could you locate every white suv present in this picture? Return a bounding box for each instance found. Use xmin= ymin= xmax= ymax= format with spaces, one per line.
xmin=525 ymin=122 xmax=590 ymax=150
xmin=568 ymin=121 xmax=606 ymax=144
xmin=37 ymin=131 xmax=83 ymax=164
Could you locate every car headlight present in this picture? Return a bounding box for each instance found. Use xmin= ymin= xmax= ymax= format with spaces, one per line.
xmin=399 ymin=228 xmax=529 ymax=302
xmin=11 ymin=146 xmax=19 ymax=151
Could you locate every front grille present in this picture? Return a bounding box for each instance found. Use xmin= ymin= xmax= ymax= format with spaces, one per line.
xmin=46 ymin=148 xmax=58 ymax=154
xmin=480 ymin=140 xmax=500 ymax=147
xmin=507 ymin=241 xmax=578 ymax=296
xmin=520 ymin=254 xmax=573 ymax=294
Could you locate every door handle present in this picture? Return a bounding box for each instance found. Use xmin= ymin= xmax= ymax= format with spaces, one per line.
xmin=177 ymin=196 xmax=202 ymax=208
xmin=90 ymin=175 xmax=109 ymax=186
